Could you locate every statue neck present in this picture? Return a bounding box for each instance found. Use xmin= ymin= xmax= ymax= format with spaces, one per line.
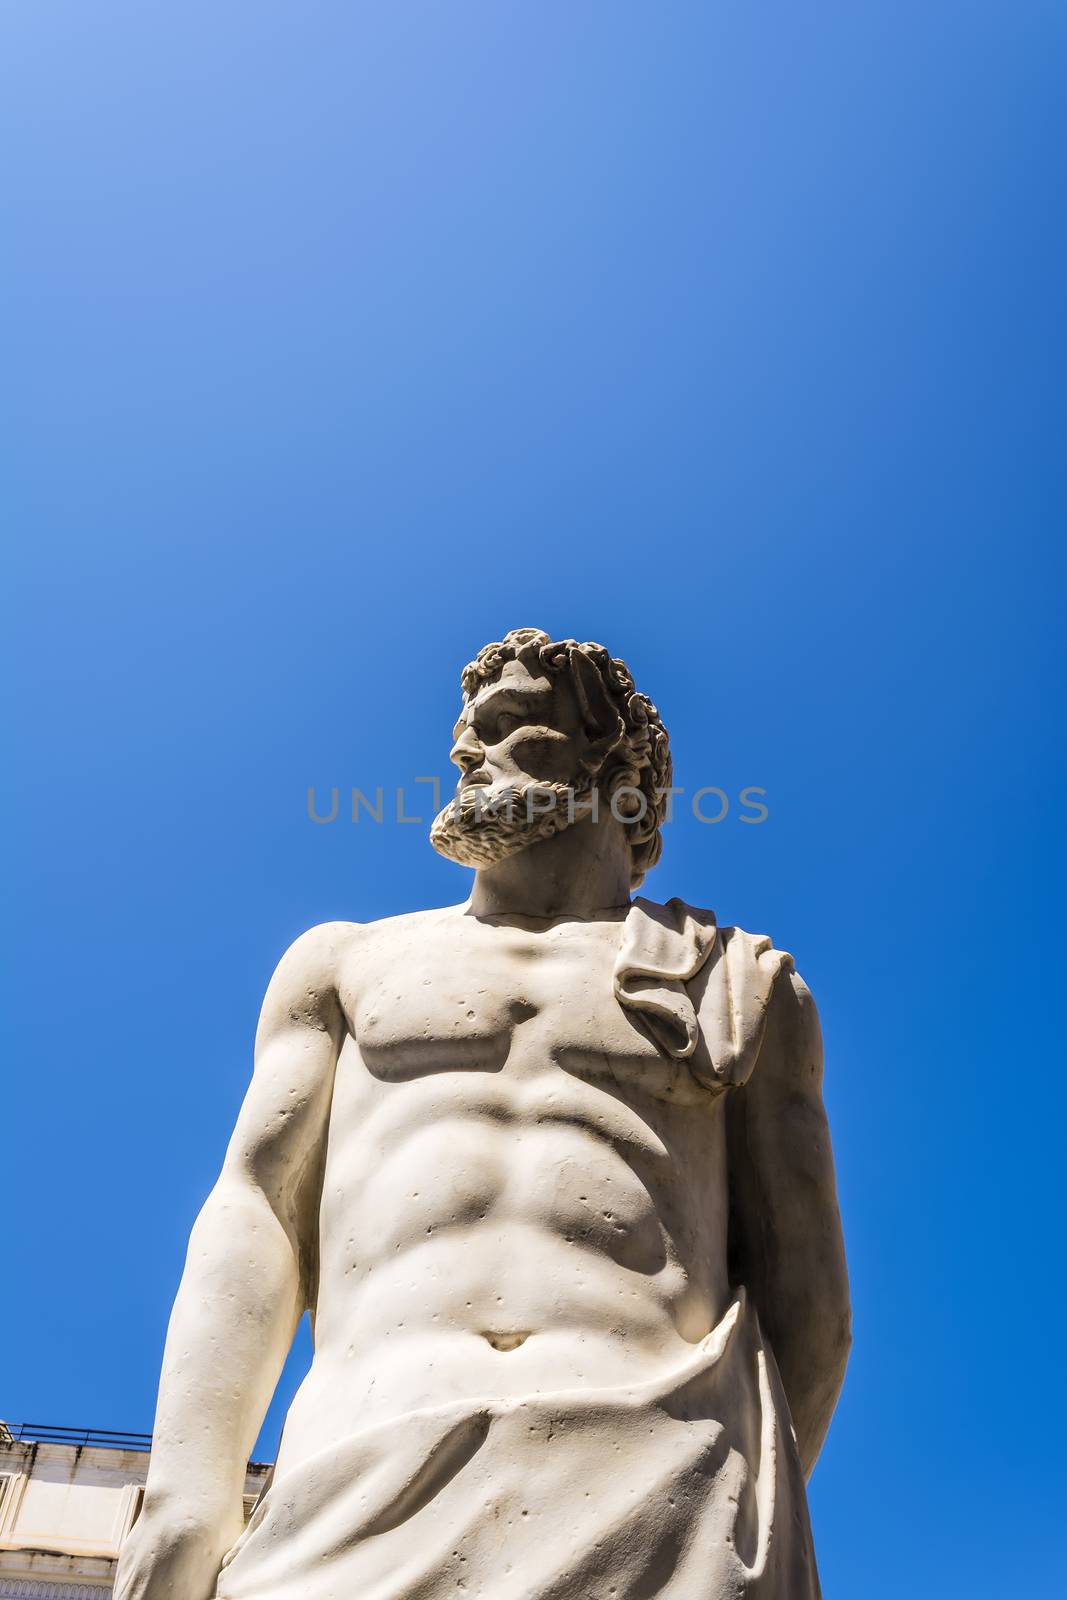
xmin=468 ymin=812 xmax=633 ymax=921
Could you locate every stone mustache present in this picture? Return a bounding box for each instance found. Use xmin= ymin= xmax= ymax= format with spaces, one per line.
xmin=115 ymin=628 xmax=850 ymax=1600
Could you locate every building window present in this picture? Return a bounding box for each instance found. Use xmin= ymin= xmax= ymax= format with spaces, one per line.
xmin=0 ymin=1471 xmax=26 ymax=1539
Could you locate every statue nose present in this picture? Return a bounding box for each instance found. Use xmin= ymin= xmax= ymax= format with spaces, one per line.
xmin=450 ymin=725 xmax=486 ymax=775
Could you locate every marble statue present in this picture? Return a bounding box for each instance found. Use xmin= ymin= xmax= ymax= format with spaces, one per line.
xmin=115 ymin=628 xmax=850 ymax=1600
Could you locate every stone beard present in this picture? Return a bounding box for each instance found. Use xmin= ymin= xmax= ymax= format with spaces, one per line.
xmin=429 ymin=771 xmax=596 ymax=869
xmin=114 ymin=628 xmax=851 ymax=1600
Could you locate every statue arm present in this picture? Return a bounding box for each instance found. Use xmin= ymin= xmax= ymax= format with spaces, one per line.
xmin=725 ymin=967 xmax=851 ymax=1479
xmin=114 ymin=922 xmax=353 ymax=1600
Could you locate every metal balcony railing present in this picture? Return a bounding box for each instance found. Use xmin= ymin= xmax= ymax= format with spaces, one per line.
xmin=4 ymin=1423 xmax=153 ymax=1450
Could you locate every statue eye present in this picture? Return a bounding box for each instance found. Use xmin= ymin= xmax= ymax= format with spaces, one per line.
xmin=495 ymin=711 xmax=524 ymax=738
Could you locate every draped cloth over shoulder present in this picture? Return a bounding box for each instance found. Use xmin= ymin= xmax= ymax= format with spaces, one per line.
xmin=215 ymin=1292 xmax=819 ymax=1600
xmin=613 ymin=896 xmax=794 ymax=1088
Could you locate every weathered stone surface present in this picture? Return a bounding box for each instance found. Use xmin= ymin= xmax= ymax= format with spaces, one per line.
xmin=115 ymin=630 xmax=850 ymax=1600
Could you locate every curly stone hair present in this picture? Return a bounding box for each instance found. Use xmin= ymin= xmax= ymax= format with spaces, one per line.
xmin=459 ymin=627 xmax=672 ymax=888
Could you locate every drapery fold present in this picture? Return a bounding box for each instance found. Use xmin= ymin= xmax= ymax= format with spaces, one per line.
xmin=216 ymin=1292 xmax=819 ymax=1600
xmin=612 ymin=897 xmax=792 ymax=1089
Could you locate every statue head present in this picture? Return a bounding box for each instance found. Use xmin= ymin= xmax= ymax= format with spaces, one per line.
xmin=430 ymin=628 xmax=672 ymax=889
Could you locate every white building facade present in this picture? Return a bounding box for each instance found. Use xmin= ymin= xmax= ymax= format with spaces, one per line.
xmin=0 ymin=1425 xmax=271 ymax=1599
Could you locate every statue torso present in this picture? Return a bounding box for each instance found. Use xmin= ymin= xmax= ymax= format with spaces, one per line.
xmin=274 ymin=905 xmax=732 ymax=1479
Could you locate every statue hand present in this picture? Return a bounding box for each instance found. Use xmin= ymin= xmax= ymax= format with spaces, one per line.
xmin=114 ymin=1497 xmax=236 ymax=1600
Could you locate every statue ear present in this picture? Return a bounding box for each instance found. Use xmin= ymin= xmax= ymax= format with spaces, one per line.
xmin=568 ymin=648 xmax=619 ymax=752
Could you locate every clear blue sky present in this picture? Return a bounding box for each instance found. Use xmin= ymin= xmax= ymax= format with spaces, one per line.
xmin=3 ymin=5 xmax=1064 ymax=1595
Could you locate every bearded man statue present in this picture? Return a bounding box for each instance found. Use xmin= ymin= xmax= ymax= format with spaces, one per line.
xmin=116 ymin=628 xmax=850 ymax=1600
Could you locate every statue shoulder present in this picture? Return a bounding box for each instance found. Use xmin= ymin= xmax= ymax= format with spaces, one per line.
xmin=279 ymin=904 xmax=474 ymax=1014
xmin=274 ymin=902 xmax=463 ymax=979
xmin=271 ymin=920 xmax=362 ymax=985
xmin=757 ymin=955 xmax=824 ymax=1089
xmin=688 ymin=918 xmax=801 ymax=1090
